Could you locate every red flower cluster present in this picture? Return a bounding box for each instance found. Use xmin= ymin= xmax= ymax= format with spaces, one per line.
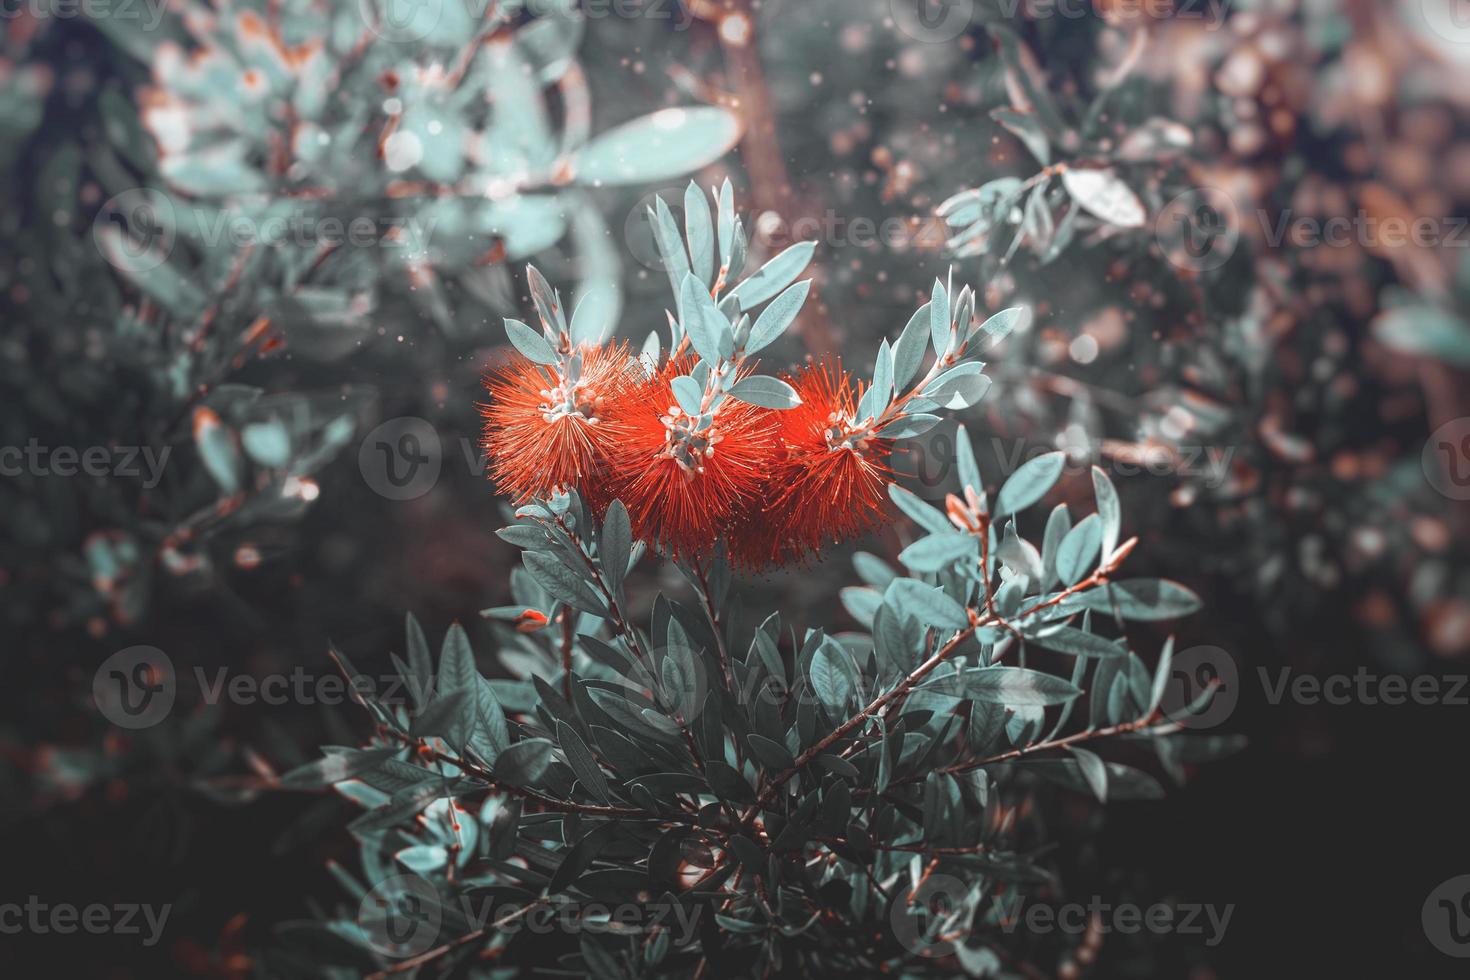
xmin=482 ymin=349 xmax=896 ymax=568
xmin=479 ymin=342 xmax=636 ymax=508
xmin=732 ymin=360 xmax=895 ymax=569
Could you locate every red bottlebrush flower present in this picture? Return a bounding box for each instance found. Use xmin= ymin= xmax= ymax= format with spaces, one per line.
xmin=480 ymin=343 xmax=636 ymax=505
xmin=607 ymin=358 xmax=781 ymax=560
xmin=734 ymin=360 xmax=895 ymax=569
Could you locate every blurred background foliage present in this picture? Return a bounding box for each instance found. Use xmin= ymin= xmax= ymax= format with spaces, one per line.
xmin=1 ymin=0 xmax=1468 ymax=975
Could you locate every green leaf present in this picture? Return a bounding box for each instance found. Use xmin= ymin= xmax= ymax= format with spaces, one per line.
xmin=746 ymin=734 xmax=795 ymax=769
xmin=898 ymin=533 xmax=976 ymax=574
xmin=1067 ymin=746 xmax=1108 ymax=802
xmin=955 ymin=424 xmax=984 ymax=500
xmin=886 ymin=578 xmax=970 ymax=631
xmin=195 ymin=414 xmax=241 ymax=494
xmin=728 ymin=375 xmax=801 ymax=409
xmin=926 ymin=362 xmax=991 ymax=410
xmin=1149 ymin=636 xmax=1175 ymax=717
xmin=505 ymin=317 xmax=557 ymax=364
xmin=406 ymin=614 xmax=432 ymax=692
xmin=601 ymin=501 xmax=632 ymax=596
xmin=839 ymin=587 xmax=882 ymax=628
xmin=1055 ymin=513 xmax=1102 ymax=587
xmin=1061 ymin=167 xmax=1145 ymax=228
xmin=569 ymin=287 xmax=613 ymax=346
xmin=679 ymin=273 xmax=729 ymax=366
xmin=963 ymin=666 xmax=1082 ymax=706
xmin=809 ymin=640 xmax=854 ymax=716
xmin=1072 ymin=579 xmax=1202 ymax=621
xmin=438 ymin=622 xmax=479 ymax=695
xmin=557 ymin=720 xmax=612 ymax=804
xmin=497 ymin=525 xmax=550 ymax=551
xmin=409 ymin=690 xmax=472 ymax=743
xmin=1374 ymin=306 xmax=1470 ymax=366
xmin=469 ymin=676 xmax=510 ymax=763
xmin=705 ymin=760 xmax=756 ymax=803
xmin=523 ymin=551 xmax=606 ymax=616
xmin=991 ymin=108 xmax=1051 ymax=165
xmin=1091 ymin=466 xmax=1121 ymax=562
xmin=526 ymin=266 xmax=565 ymax=336
xmin=570 ymin=106 xmax=740 ymax=186
xmin=729 ymin=241 xmax=816 ymax=308
xmin=717 ymin=178 xmax=738 ymax=273
xmin=1040 ymin=504 xmax=1071 ymax=589
xmin=671 ymin=374 xmax=704 ymax=416
xmin=875 ymin=414 xmax=941 ymax=439
xmin=280 ymin=748 xmax=398 ymax=788
xmin=1030 ymin=759 xmax=1164 ymax=800
xmin=744 ymin=279 xmax=811 ymax=355
xmin=869 ymin=339 xmax=895 ymax=411
xmin=241 ymin=419 xmax=291 ymax=467
xmin=994 ymin=452 xmax=1066 ymax=517
xmin=975 ymin=307 xmax=1027 ymax=347
xmin=94 ymin=225 xmax=209 ymax=319
xmin=929 ymin=279 xmax=951 ymax=355
xmin=890 ymin=484 xmax=954 ymax=536
xmin=650 ymin=196 xmax=691 ymax=296
xmin=1027 ymin=624 xmax=1124 ymax=659
xmin=893 ymin=302 xmax=932 ymax=390
xmin=816 ymin=753 xmax=860 ymax=779
xmin=493 ymin=739 xmax=554 ymax=786
xmin=684 ymin=181 xmax=714 ymax=287
xmin=853 ymin=551 xmax=898 ymax=589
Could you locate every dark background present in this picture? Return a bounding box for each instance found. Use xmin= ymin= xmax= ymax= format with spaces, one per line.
xmin=4 ymin=1 xmax=1470 ymax=977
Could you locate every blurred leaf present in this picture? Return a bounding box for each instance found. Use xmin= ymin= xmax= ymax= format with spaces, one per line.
xmin=571 ymin=107 xmax=740 ymax=186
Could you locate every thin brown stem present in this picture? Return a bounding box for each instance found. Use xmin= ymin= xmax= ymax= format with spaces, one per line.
xmin=366 ymin=899 xmax=544 ymax=978
xmin=377 ymin=726 xmax=649 ymax=820
xmin=559 ymin=612 xmax=575 ymax=702
xmin=694 ymin=562 xmax=735 ymax=695
xmin=739 ymin=541 xmax=1138 ymax=822
xmin=939 ymin=715 xmax=1181 ymax=777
